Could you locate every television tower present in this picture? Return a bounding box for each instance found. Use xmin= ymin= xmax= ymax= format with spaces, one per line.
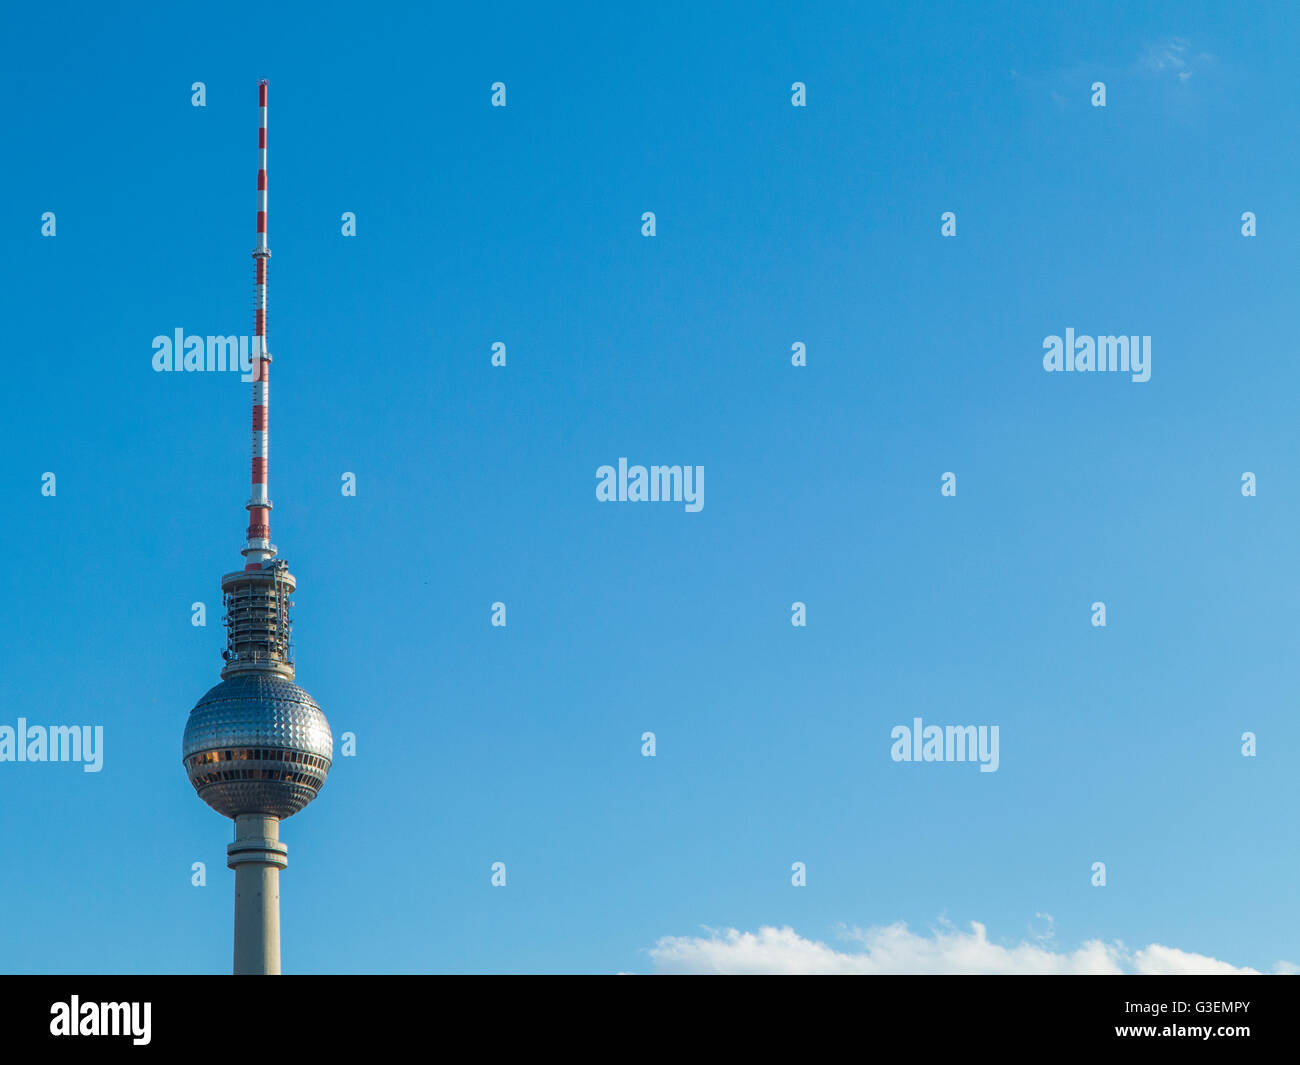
xmin=182 ymin=81 xmax=332 ymax=976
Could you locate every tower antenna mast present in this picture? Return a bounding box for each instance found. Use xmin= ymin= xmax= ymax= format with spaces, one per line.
xmin=245 ymin=78 xmax=274 ymax=570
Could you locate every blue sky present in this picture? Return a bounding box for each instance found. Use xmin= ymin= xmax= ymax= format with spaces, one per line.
xmin=2 ymin=1 xmax=1299 ymax=973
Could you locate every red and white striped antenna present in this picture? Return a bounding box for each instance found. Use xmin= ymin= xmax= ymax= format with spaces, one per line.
xmin=244 ymin=79 xmax=274 ymax=570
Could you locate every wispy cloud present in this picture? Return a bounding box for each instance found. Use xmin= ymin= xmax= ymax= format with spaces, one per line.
xmin=647 ymin=919 xmax=1290 ymax=975
xmin=1139 ymin=37 xmax=1213 ymax=82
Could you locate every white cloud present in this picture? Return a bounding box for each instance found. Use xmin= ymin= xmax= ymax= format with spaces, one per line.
xmin=1143 ymin=37 xmax=1192 ymax=74
xmin=1029 ymin=911 xmax=1056 ymax=947
xmin=1132 ymin=943 xmax=1259 ymax=976
xmin=1139 ymin=37 xmax=1213 ymax=82
xmin=648 ymin=920 xmax=1282 ymax=975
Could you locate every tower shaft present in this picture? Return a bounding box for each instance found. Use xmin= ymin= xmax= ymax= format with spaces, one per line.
xmin=228 ymin=814 xmax=287 ymax=975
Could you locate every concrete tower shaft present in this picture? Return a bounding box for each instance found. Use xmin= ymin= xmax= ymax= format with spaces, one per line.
xmin=228 ymin=815 xmax=287 ymax=976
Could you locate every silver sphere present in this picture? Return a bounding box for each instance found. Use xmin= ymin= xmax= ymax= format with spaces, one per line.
xmin=183 ymin=673 xmax=332 ymax=819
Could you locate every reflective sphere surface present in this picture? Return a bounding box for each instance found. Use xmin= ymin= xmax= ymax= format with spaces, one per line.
xmin=183 ymin=673 xmax=332 ymax=819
